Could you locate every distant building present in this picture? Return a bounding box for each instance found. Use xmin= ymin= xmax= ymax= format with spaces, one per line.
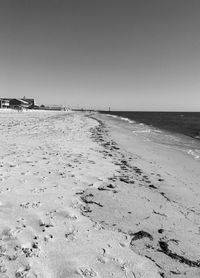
xmin=0 ymin=97 xmax=35 ymax=109
xmin=41 ymin=105 xmax=66 ymax=111
xmin=9 ymin=99 xmax=29 ymax=109
xmin=21 ymin=97 xmax=35 ymax=107
xmin=0 ymin=99 xmax=10 ymax=108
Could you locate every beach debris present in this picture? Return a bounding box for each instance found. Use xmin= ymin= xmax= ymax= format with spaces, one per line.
xmin=149 ymin=184 xmax=157 ymax=189
xmin=153 ymin=210 xmax=167 ymax=217
xmin=81 ymin=194 xmax=103 ymax=207
xmin=97 ymin=187 xmax=109 ymax=191
xmin=106 ymin=184 xmax=116 ymax=189
xmin=129 ymin=231 xmax=153 ymax=244
xmin=160 ymin=192 xmax=171 ymax=202
xmin=158 ymin=241 xmax=200 ymax=267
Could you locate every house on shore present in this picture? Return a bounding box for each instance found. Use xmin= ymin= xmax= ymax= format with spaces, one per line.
xmin=9 ymin=99 xmax=30 ymax=109
xmin=0 ymin=99 xmax=10 ymax=108
xmin=0 ymin=97 xmax=35 ymax=109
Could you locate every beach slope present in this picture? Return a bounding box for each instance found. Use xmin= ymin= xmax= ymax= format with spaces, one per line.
xmin=0 ymin=111 xmax=160 ymax=278
xmin=0 ymin=110 xmax=199 ymax=277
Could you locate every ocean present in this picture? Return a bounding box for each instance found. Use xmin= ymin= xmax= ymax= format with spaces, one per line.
xmin=100 ymin=111 xmax=200 ymax=161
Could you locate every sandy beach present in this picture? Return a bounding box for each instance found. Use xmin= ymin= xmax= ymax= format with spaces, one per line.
xmin=0 ymin=110 xmax=200 ymax=278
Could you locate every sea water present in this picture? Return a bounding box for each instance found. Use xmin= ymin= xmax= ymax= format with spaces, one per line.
xmin=103 ymin=112 xmax=200 ymax=161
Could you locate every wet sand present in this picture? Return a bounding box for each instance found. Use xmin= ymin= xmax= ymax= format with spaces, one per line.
xmin=90 ymin=113 xmax=200 ymax=278
xmin=0 ymin=110 xmax=199 ymax=277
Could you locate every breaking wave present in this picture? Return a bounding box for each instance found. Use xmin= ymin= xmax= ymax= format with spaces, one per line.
xmin=105 ymin=113 xmax=200 ymax=161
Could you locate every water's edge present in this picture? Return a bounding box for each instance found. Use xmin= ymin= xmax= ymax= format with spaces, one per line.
xmin=100 ymin=112 xmax=200 ymax=161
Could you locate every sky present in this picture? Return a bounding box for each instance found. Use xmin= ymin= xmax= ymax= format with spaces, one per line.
xmin=1 ymin=0 xmax=200 ymax=111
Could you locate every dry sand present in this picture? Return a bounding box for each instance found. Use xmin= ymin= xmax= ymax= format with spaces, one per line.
xmin=0 ymin=110 xmax=199 ymax=278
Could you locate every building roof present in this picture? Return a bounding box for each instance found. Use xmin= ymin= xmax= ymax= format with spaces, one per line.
xmin=0 ymin=98 xmax=34 ymax=101
xmin=15 ymin=98 xmax=29 ymax=104
xmin=21 ymin=98 xmax=34 ymax=103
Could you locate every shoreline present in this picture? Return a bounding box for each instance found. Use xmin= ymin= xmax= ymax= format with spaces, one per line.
xmin=84 ymin=112 xmax=200 ymax=277
xmin=0 ymin=111 xmax=199 ymax=277
xmin=100 ymin=111 xmax=200 ymax=141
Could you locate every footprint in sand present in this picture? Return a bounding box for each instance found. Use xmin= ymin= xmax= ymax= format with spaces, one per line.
xmin=65 ymin=228 xmax=77 ymax=241
xmin=52 ymin=209 xmax=78 ymax=222
xmin=0 ymin=228 xmax=17 ymax=241
xmin=39 ymin=219 xmax=54 ymax=233
xmin=20 ymin=171 xmax=29 ymax=176
xmin=0 ymin=187 xmax=11 ymax=194
xmin=13 ymin=219 xmax=26 ymax=235
xmin=15 ymin=265 xmax=30 ymax=278
xmin=78 ymin=267 xmax=98 ymax=277
xmin=31 ymin=187 xmax=47 ymax=193
xmin=0 ymin=229 xmax=40 ymax=270
xmin=20 ymin=241 xmax=40 ymax=258
xmin=43 ymin=234 xmax=54 ymax=242
xmin=0 ymin=259 xmax=7 ymax=275
xmin=20 ymin=202 xmax=41 ymax=209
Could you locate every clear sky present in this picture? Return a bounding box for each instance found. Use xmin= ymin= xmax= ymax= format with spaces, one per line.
xmin=1 ymin=0 xmax=200 ymax=110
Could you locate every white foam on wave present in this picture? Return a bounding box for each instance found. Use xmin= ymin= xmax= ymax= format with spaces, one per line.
xmin=132 ymin=129 xmax=151 ymax=134
xmin=187 ymin=149 xmax=200 ymax=159
xmin=153 ymin=129 xmax=163 ymax=133
xmin=105 ymin=114 xmax=135 ymax=124
xmin=106 ymin=114 xmax=118 ymax=118
xmin=119 ymin=117 xmax=135 ymax=124
xmin=164 ymin=134 xmax=181 ymax=142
